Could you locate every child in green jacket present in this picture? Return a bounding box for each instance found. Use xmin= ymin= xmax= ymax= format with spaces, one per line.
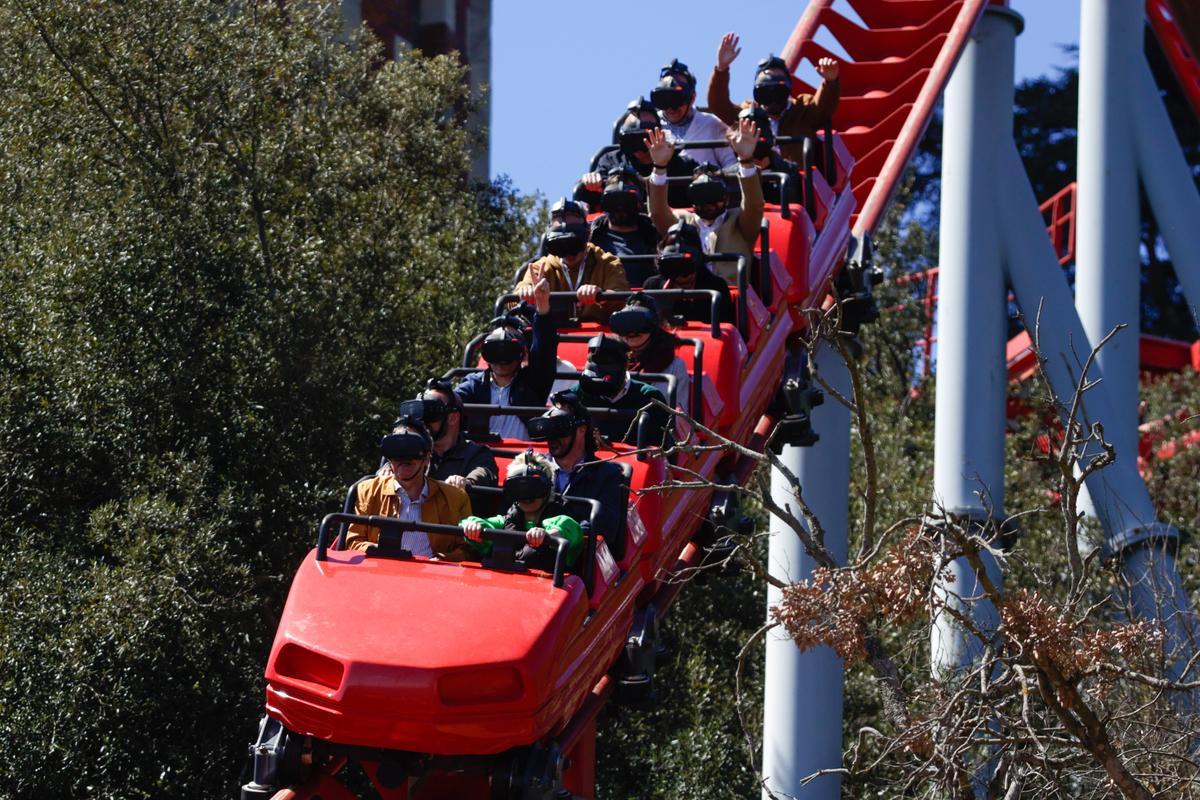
xmin=461 ymin=450 xmax=584 ymax=571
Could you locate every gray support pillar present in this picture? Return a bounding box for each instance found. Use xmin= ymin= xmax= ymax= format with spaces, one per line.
xmin=763 ymin=341 xmax=850 ymax=799
xmin=1075 ymin=0 xmax=1145 ymax=467
xmin=929 ymin=6 xmax=1020 ymax=679
xmin=1132 ymin=62 xmax=1200 ymax=324
xmin=997 ymin=142 xmax=1198 ymax=708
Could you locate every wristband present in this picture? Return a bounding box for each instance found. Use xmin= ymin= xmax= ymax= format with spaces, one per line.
xmin=738 ymin=163 xmax=759 ymax=178
xmin=652 ymin=162 xmax=670 ymax=169
xmin=648 ymin=170 xmax=668 ymax=187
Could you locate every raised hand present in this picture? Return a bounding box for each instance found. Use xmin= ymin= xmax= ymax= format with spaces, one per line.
xmin=728 ymin=117 xmax=760 ymax=162
xmin=717 ymin=32 xmax=741 ymax=71
xmin=816 ymin=57 xmax=840 ymax=82
xmin=646 ymin=127 xmax=674 ymax=169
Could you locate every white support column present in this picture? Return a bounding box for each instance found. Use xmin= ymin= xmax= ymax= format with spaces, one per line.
xmin=1075 ymin=0 xmax=1145 ymax=468
xmin=1132 ymin=62 xmax=1200 ymax=323
xmin=929 ymin=5 xmax=1019 ymax=679
xmin=997 ymin=143 xmax=1199 ymax=707
xmin=763 ymin=341 xmax=850 ymax=800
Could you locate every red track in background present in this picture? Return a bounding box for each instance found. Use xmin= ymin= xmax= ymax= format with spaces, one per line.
xmin=779 ymin=0 xmax=992 ymax=236
xmin=1148 ymin=0 xmax=1200 ymax=120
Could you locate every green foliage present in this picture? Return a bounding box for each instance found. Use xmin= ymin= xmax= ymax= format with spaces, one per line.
xmin=596 ymin=550 xmax=768 ymax=799
xmin=0 ymin=1 xmax=533 ymax=797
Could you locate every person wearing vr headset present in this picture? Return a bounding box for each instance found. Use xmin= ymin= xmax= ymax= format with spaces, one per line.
xmin=642 ymin=221 xmax=735 ymax=325
xmin=456 ymin=278 xmax=557 ymax=441
xmin=516 ymin=198 xmax=629 ymax=324
xmin=398 ymin=379 xmax=498 ymax=500
xmin=525 ymin=392 xmax=630 ymax=560
xmin=460 ymin=451 xmax=584 ymax=572
xmin=610 ymin=292 xmax=692 ymax=416
xmin=645 ymin=118 xmax=763 ymax=283
xmin=585 ymin=170 xmax=660 ymax=285
xmin=707 ymin=33 xmax=840 ymax=164
xmin=566 ymin=334 xmax=673 ymax=450
xmin=651 ymin=59 xmax=735 ymax=171
xmin=736 ymin=104 xmax=804 ymax=207
xmin=577 ymin=99 xmax=699 ymax=210
xmin=345 ymin=418 xmax=474 ymax=560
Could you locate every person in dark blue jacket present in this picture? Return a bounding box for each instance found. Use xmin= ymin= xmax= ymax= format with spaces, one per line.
xmin=526 ymin=392 xmax=631 ymax=560
xmin=455 ymin=278 xmax=558 ymax=440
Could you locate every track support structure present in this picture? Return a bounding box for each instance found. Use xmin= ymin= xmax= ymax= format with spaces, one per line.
xmin=763 ymin=339 xmax=850 ymax=800
xmin=937 ymin=0 xmax=1200 ymax=716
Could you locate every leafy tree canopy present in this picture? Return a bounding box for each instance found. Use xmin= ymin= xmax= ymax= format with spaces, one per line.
xmin=0 ymin=1 xmax=533 ymax=797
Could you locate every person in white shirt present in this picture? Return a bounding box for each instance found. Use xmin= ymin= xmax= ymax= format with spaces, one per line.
xmin=650 ymin=58 xmax=735 ymax=171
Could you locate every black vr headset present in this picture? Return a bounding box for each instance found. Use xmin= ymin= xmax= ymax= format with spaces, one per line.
xmin=656 ymin=244 xmax=701 ymax=279
xmin=687 ymin=171 xmax=727 ymax=207
xmin=609 ymin=305 xmax=658 ymax=336
xmin=650 ymin=75 xmax=693 ymax=111
xmin=753 ymin=71 xmax=792 ymax=113
xmin=480 ymin=335 xmax=523 ymax=367
xmin=659 ymin=58 xmax=695 ymax=86
xmin=544 ymin=197 xmax=590 ymax=258
xmin=504 ymin=472 xmax=551 ymax=504
xmin=525 ymin=413 xmax=582 ymax=441
xmin=380 ymin=429 xmax=431 ymax=461
xmin=739 ymin=106 xmax=776 ymax=160
xmin=399 ymin=398 xmax=452 ymax=425
xmin=756 ymin=54 xmax=788 ymax=75
xmin=618 ymin=120 xmax=658 ymax=157
xmin=600 ymin=176 xmax=643 ymax=215
xmin=504 ymin=453 xmax=553 ymax=504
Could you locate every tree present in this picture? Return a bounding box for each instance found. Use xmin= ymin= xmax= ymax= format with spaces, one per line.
xmin=0 ymin=2 xmax=534 ymax=797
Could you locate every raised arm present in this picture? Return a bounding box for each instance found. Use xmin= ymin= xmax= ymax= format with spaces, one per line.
xmin=706 ymin=32 xmax=742 ymax=125
xmin=810 ymin=57 xmax=841 ymax=125
xmin=646 ymin=127 xmax=681 ymax=236
xmin=728 ymin=117 xmax=764 ymax=246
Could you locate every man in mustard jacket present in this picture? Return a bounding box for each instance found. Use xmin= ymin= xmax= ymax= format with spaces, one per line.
xmin=345 ymin=418 xmax=473 ymax=561
xmin=517 ymin=198 xmax=629 ymax=323
xmin=645 ymin=118 xmax=763 ymax=284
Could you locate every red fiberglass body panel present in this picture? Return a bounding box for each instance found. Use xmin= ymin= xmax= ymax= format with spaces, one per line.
xmin=264 ymin=551 xmax=642 ymax=755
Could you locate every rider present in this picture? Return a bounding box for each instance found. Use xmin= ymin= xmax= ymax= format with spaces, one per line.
xmin=646 ymin=117 xmax=763 ymax=282
xmin=652 ymin=59 xmax=735 ymax=171
xmin=345 ymin=417 xmax=473 ymax=560
xmin=461 ymin=450 xmax=584 ymax=571
xmin=577 ymin=98 xmax=700 ymax=210
xmin=525 ymin=392 xmax=630 ymax=559
xmin=455 ymin=277 xmax=558 ymax=440
xmin=707 ymin=33 xmax=841 ymax=164
xmin=516 ymin=198 xmax=629 ymax=323
xmin=610 ymin=292 xmax=692 ymax=416
xmin=587 ymin=169 xmax=661 ymax=286
xmin=569 ymin=334 xmax=673 ymax=449
xmin=642 ymin=221 xmax=735 ymax=325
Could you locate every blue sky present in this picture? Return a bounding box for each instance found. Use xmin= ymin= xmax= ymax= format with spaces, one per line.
xmin=490 ymin=1 xmax=1080 ymax=199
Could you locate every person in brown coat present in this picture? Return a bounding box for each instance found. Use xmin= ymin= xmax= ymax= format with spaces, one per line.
xmin=517 ymin=198 xmax=629 ymax=323
xmin=645 ymin=117 xmax=763 ymax=283
xmin=706 ymin=33 xmax=840 ymax=165
xmin=345 ymin=418 xmax=473 ymax=560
